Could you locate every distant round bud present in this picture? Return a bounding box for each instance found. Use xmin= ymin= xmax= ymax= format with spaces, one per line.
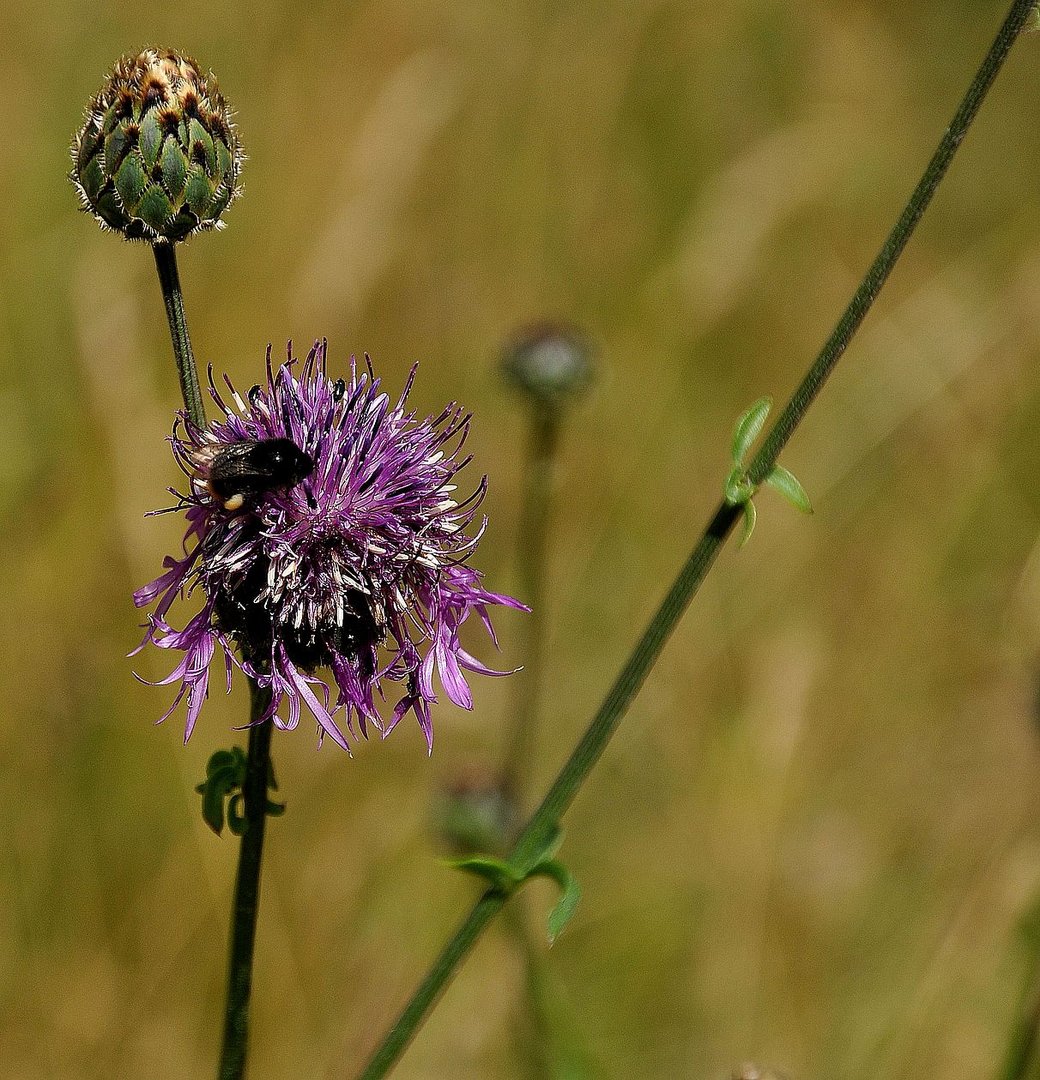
xmin=502 ymin=322 xmax=595 ymax=411
xmin=71 ymin=48 xmax=243 ymax=243
xmin=433 ymin=767 xmax=515 ymax=855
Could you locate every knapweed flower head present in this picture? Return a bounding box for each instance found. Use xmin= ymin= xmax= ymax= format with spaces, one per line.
xmin=134 ymin=341 xmax=526 ymax=751
xmin=71 ymin=48 xmax=242 ymax=243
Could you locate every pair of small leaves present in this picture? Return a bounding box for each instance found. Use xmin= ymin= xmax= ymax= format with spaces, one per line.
xmin=725 ymin=396 xmax=812 ymax=546
xmin=195 ymin=747 xmax=286 ymax=836
xmin=448 ymin=824 xmax=581 ymax=945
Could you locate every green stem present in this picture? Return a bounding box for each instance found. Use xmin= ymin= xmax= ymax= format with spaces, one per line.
xmin=150 ymin=243 xmax=276 ymax=1079
xmin=152 ymin=242 xmax=206 ymax=430
xmin=218 ymin=680 xmax=274 ymax=1080
xmin=357 ymin=3 xmax=1036 ymax=1076
xmin=502 ymin=406 xmax=562 ymax=809
xmin=358 ymin=891 xmax=509 ymax=1080
xmin=501 ymin=405 xmax=586 ymax=1077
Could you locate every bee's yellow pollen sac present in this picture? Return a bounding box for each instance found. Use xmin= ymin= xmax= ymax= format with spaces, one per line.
xmin=224 ymin=493 xmax=245 ymax=512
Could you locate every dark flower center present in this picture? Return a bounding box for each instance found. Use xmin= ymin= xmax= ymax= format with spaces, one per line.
xmin=210 ymin=538 xmax=383 ymax=674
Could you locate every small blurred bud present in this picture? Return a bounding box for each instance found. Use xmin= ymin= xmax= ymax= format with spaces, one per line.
xmin=433 ymin=766 xmax=515 ymax=856
xmin=502 ymin=322 xmax=595 ymax=412
xmin=71 ymin=48 xmax=243 ymax=243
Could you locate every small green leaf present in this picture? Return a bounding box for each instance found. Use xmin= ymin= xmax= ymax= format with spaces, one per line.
xmin=206 ymin=749 xmax=238 ymax=777
xmin=724 ymin=467 xmax=754 ymax=507
xmin=531 ymin=859 xmax=581 ymax=945
xmin=201 ymin=783 xmax=228 ymax=835
xmin=738 ymin=500 xmax=757 ymax=547
xmin=447 ymin=855 xmax=521 ymax=893
xmin=196 ymin=748 xmax=250 ymax=836
xmin=731 ymin=397 xmax=772 ymax=467
xmin=765 ymin=464 xmax=813 ymax=514
xmin=265 ymin=798 xmax=286 ymax=817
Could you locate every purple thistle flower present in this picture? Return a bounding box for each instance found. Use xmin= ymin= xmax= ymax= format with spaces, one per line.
xmin=133 ymin=341 xmax=526 ymax=751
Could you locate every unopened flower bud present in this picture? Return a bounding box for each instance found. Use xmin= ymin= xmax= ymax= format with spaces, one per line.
xmin=434 ymin=767 xmax=515 ymax=855
xmin=502 ymin=322 xmax=595 ymax=412
xmin=71 ymin=48 xmax=243 ymax=243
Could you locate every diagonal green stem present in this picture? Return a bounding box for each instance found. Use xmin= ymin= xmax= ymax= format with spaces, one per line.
xmin=359 ymin=892 xmax=509 ymax=1078
xmin=152 ymin=242 xmax=206 ymax=430
xmin=356 ymin=3 xmax=1038 ymax=1075
xmin=218 ymin=680 xmax=275 ymax=1080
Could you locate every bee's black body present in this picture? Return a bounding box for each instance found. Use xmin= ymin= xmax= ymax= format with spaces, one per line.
xmin=206 ymin=438 xmax=314 ymax=510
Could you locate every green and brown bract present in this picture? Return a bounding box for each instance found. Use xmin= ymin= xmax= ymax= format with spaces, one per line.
xmin=71 ymin=48 xmax=243 ymax=243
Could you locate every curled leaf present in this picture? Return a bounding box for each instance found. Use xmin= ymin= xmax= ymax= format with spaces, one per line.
xmin=447 ymin=854 xmax=521 ymax=893
xmin=194 ymin=745 xmax=283 ymax=837
xmin=738 ymin=500 xmax=757 ymax=548
xmin=531 ymin=859 xmax=582 ymax=944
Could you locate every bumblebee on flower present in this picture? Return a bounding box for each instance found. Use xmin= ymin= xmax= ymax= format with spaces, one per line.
xmin=134 ymin=340 xmax=526 ymax=751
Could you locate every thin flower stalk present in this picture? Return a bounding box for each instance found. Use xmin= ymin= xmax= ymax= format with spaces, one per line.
xmin=501 ymin=405 xmax=560 ymax=805
xmin=218 ymin=678 xmax=273 ymax=1080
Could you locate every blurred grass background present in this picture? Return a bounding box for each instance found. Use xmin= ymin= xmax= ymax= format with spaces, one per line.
xmin=2 ymin=0 xmax=1040 ymax=1076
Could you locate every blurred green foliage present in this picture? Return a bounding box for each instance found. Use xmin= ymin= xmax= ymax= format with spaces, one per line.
xmin=2 ymin=1 xmax=1040 ymax=1076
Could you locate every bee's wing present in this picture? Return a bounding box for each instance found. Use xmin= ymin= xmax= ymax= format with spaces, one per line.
xmin=184 ymin=441 xmax=230 ymax=477
xmin=211 ymin=444 xmax=272 ymax=481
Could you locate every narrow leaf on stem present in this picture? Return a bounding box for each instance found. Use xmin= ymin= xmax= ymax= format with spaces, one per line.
xmin=765 ymin=464 xmax=813 ymax=514
xmin=739 ymin=500 xmax=757 ymax=548
xmin=731 ymin=397 xmax=772 ymax=466
xmin=531 ymin=859 xmax=582 ymax=945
